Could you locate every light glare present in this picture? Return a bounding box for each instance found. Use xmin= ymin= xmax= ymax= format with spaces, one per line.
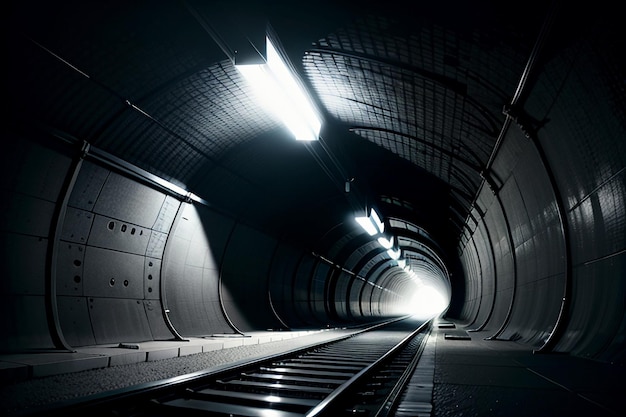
xmin=407 ymin=285 xmax=449 ymax=319
xmin=377 ymin=236 xmax=394 ymax=249
xmin=355 ymin=208 xmax=384 ymax=236
xmin=236 ymin=37 xmax=321 ymax=141
xmin=356 ymin=216 xmax=379 ymax=236
xmin=370 ymin=208 xmax=385 ymax=234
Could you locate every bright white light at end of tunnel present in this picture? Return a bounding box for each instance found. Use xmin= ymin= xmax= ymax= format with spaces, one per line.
xmin=405 ymin=285 xmax=450 ymax=320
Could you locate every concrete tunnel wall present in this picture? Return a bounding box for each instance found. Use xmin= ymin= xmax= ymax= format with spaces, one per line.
xmin=456 ymin=28 xmax=625 ymax=363
xmin=0 ymin=147 xmax=412 ymax=350
xmin=1 ymin=9 xmax=624 ymax=366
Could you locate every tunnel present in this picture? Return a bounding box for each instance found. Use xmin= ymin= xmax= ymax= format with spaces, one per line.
xmin=2 ymin=0 xmax=625 ymax=415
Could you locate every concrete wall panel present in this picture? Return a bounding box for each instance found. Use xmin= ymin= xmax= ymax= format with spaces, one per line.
xmin=292 ymin=254 xmax=318 ymax=326
xmin=478 ymin=195 xmax=514 ymax=333
xmin=220 ymin=223 xmax=280 ymax=332
xmin=83 ymin=246 xmax=145 ymax=299
xmin=0 ymin=295 xmax=55 ymax=351
xmin=309 ymin=261 xmax=331 ymax=324
xmin=152 ymin=195 xmax=180 ymax=233
xmin=67 ymin=161 xmax=109 ymax=211
xmin=167 ymin=263 xmax=211 ymax=335
xmin=360 ymin=281 xmax=375 ymax=317
xmin=163 ymin=203 xmax=234 ymax=336
xmin=522 ymin=36 xmax=626 ymax=360
xmin=333 ymin=271 xmax=351 ymax=320
xmin=87 ymin=214 xmax=151 ymax=256
xmin=370 ymin=287 xmax=384 ymax=316
xmin=459 ymin=238 xmax=481 ymax=324
xmin=0 ymin=193 xmax=55 ymax=236
xmin=268 ymin=244 xmax=303 ymax=329
xmin=146 ymin=230 xmax=168 ymax=259
xmin=56 ymin=241 xmax=85 ymax=296
xmin=143 ymin=299 xmax=174 ymax=341
xmin=498 ymin=158 xmax=564 ymax=344
xmin=144 ymin=257 xmax=161 ymax=300
xmin=93 ymin=172 xmax=165 ymax=228
xmin=57 ymin=296 xmax=96 ymax=347
xmin=1 ymin=233 xmax=47 ymax=296
xmin=88 ymin=297 xmax=153 ymax=344
xmin=560 ymin=254 xmax=626 ymax=359
xmin=61 ymin=207 xmax=94 ymax=245
xmin=349 ymin=278 xmax=365 ymax=319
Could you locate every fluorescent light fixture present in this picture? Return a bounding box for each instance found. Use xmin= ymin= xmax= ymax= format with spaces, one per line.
xmin=355 ymin=208 xmax=385 ymax=236
xmin=387 ymin=247 xmax=401 ymax=260
xmin=355 ymin=216 xmax=377 ymax=236
xmin=370 ymin=209 xmax=384 ymax=234
xmin=377 ymin=236 xmax=394 ymax=249
xmin=236 ymin=36 xmax=321 ymax=141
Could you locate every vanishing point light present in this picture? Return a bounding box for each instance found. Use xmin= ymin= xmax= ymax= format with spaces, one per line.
xmin=235 ymin=36 xmax=322 ymax=141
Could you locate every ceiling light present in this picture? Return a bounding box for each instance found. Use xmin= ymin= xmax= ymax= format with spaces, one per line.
xmin=236 ymin=36 xmax=321 ymax=141
xmin=355 ymin=208 xmax=385 ymax=236
xmin=387 ymin=247 xmax=401 ymax=260
xmin=377 ymin=236 xmax=394 ymax=249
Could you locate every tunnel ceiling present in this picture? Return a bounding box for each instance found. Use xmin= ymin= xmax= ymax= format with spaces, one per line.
xmin=6 ymin=0 xmax=561 ymax=265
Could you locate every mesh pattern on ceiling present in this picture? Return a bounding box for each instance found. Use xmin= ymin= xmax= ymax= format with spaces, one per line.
xmin=148 ymin=61 xmax=279 ymax=156
xmin=304 ymin=14 xmax=529 ymax=201
xmin=354 ymin=128 xmax=481 ymax=197
xmin=97 ymin=61 xmax=280 ymax=184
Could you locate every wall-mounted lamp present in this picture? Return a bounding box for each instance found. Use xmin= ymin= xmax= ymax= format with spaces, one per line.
xmin=235 ymin=36 xmax=321 ymax=141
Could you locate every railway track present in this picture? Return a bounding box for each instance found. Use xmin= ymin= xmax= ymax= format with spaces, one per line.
xmin=33 ymin=318 xmax=432 ymax=417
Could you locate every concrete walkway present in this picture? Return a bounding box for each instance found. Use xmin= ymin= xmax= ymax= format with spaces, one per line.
xmin=426 ymin=319 xmax=624 ymax=416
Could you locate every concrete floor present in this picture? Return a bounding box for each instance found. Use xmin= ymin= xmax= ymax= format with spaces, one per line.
xmin=427 ymin=320 xmax=624 ymax=417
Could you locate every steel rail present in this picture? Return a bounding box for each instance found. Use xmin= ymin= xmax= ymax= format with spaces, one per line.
xmin=22 ymin=317 xmax=417 ymax=417
xmin=305 ymin=319 xmax=432 ymax=417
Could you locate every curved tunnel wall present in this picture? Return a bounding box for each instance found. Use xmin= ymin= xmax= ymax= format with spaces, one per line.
xmin=0 ymin=139 xmax=415 ymax=350
xmin=455 ymin=28 xmax=625 ymax=362
xmin=1 ymin=5 xmax=623 ymax=365
xmin=0 ymin=143 xmax=181 ymax=350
